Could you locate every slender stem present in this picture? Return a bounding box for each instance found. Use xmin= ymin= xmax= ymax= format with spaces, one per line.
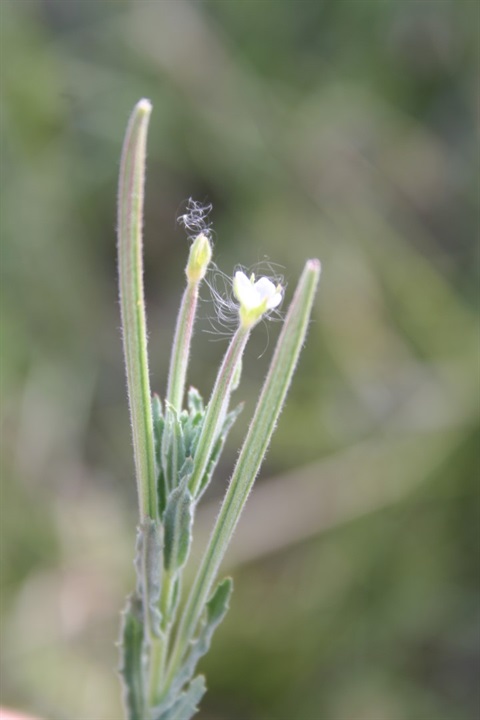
xmin=148 ymin=637 xmax=166 ymax=706
xmin=166 ymin=281 xmax=199 ymax=412
xmin=158 ymin=568 xmax=173 ymax=624
xmin=189 ymin=325 xmax=251 ymax=497
xmin=166 ymin=231 xmax=212 ymax=413
xmin=117 ymin=99 xmax=157 ymax=522
xmin=154 ymin=568 xmax=175 ymax=701
xmin=149 ymin=567 xmax=176 ymax=705
xmin=165 ymin=260 xmax=320 ymax=684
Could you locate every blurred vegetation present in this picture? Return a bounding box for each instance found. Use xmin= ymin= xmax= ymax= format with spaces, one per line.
xmin=0 ymin=1 xmax=478 ymax=719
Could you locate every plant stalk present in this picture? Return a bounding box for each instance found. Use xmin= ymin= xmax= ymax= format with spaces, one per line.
xmin=165 ymin=259 xmax=320 ymax=683
xmin=189 ymin=324 xmax=250 ymax=497
xmin=166 ymin=282 xmax=199 ymax=413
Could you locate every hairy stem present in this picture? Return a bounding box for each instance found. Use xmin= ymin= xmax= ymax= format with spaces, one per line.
xmin=189 ymin=325 xmax=250 ymax=497
xmin=166 ymin=282 xmax=199 ymax=413
xmin=117 ymin=99 xmax=157 ymax=522
xmin=165 ymin=259 xmax=320 ymax=683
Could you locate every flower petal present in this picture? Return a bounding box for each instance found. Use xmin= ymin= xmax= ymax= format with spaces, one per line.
xmin=254 ymin=276 xmax=277 ymax=301
xmin=267 ymin=289 xmax=282 ymax=309
xmin=234 ymin=271 xmax=259 ymax=310
xmin=233 ymin=270 xmax=283 ymax=327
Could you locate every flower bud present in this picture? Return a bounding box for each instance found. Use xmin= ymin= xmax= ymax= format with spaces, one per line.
xmin=186 ymin=233 xmax=212 ymax=283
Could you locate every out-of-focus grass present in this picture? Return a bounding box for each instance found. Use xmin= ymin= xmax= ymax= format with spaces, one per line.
xmin=1 ymin=2 xmax=478 ymax=719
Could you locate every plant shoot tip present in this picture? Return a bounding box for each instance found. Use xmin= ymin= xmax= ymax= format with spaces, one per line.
xmin=307 ymin=258 xmax=321 ymax=273
xmin=136 ymin=98 xmax=152 ymax=114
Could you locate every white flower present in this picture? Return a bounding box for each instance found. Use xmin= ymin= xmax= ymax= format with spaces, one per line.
xmin=233 ymin=271 xmax=283 ymax=328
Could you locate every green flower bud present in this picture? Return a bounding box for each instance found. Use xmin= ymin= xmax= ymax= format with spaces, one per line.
xmin=186 ymin=233 xmax=212 ymax=283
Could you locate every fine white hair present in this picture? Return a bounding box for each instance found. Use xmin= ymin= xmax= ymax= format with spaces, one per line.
xmin=177 ymin=198 xmax=213 ymax=240
xmin=204 ymin=261 xmax=285 ymax=339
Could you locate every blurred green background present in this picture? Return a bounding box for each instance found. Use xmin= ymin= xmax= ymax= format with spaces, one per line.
xmin=1 ymin=1 xmax=478 ymax=719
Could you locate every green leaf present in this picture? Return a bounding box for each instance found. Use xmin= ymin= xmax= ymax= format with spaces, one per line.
xmin=167 ymin=578 xmax=233 ymax=703
xmin=182 ymin=389 xmax=205 ymax=459
xmin=161 ymin=406 xmax=187 ymax=500
xmin=152 ymin=395 xmax=167 ymax=516
xmin=178 ymin=457 xmax=194 ymax=484
xmin=196 ymin=403 xmax=243 ymax=500
xmin=152 ymin=394 xmax=164 ymax=456
xmin=206 ymin=576 xmax=233 ymax=626
xmin=153 ymin=675 xmax=206 ymax=720
xmin=119 ymin=595 xmax=147 ymax=720
xmin=163 ymin=476 xmax=193 ymax=572
xmin=134 ymin=520 xmax=163 ymax=638
xmin=187 ymin=387 xmax=204 ymax=415
xmin=180 ymin=578 xmax=232 ymax=685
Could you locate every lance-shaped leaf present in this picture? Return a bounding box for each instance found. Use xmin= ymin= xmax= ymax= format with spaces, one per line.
xmin=167 ymin=578 xmax=233 ymax=703
xmin=152 ymin=395 xmax=165 ymax=461
xmin=152 ymin=395 xmax=167 ymax=516
xmin=119 ymin=595 xmax=147 ymax=720
xmin=188 ymin=387 xmax=204 ymax=415
xmin=163 ymin=476 xmax=194 ymax=572
xmin=182 ymin=388 xmax=206 ymax=458
xmin=134 ymin=520 xmax=163 ymax=638
xmin=161 ymin=406 xmax=187 ymax=499
xmin=153 ymin=675 xmax=206 ymax=720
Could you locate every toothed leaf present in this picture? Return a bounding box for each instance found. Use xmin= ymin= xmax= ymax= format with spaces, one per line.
xmin=153 ymin=675 xmax=206 ymax=720
xmin=119 ymin=595 xmax=146 ymax=720
xmin=134 ymin=520 xmax=163 ymax=637
xmin=167 ymin=578 xmax=233 ymax=703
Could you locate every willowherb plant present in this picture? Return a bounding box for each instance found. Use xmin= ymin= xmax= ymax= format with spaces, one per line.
xmin=117 ymin=99 xmax=321 ymax=720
